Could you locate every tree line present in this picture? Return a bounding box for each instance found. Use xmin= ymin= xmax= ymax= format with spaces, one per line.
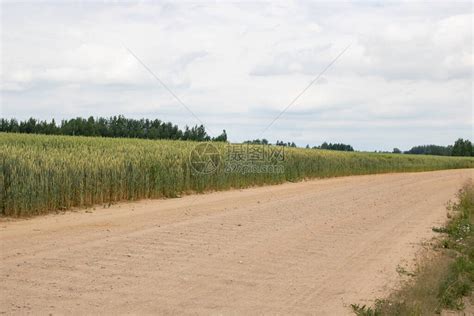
xmin=244 ymin=139 xmax=353 ymax=151
xmin=315 ymin=142 xmax=354 ymax=151
xmin=1 ymin=117 xmax=471 ymax=156
xmin=403 ymin=139 xmax=473 ymax=157
xmin=0 ymin=116 xmax=227 ymax=142
xmin=243 ymin=139 xmax=298 ymax=147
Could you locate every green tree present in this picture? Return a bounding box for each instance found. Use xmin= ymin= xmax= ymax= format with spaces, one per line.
xmin=452 ymin=138 xmax=473 ymax=157
xmin=212 ymin=130 xmax=227 ymax=142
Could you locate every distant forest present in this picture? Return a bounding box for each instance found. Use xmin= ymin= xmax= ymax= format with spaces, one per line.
xmin=316 ymin=142 xmax=354 ymax=151
xmin=0 ymin=117 xmax=472 ymax=156
xmin=244 ymin=138 xmax=472 ymax=156
xmin=0 ymin=116 xmax=227 ymax=142
xmin=403 ymin=139 xmax=473 ymax=157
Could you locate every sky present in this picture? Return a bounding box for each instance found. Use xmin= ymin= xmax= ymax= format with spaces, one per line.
xmin=0 ymin=0 xmax=472 ymax=151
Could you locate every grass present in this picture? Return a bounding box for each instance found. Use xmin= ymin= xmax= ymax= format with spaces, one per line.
xmin=352 ymin=181 xmax=474 ymax=315
xmin=1 ymin=132 xmax=473 ymax=216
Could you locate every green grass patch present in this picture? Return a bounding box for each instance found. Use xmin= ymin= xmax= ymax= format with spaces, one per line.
xmin=352 ymin=182 xmax=474 ymax=315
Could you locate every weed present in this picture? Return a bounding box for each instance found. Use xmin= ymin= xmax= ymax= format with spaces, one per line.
xmin=351 ymin=182 xmax=474 ymax=315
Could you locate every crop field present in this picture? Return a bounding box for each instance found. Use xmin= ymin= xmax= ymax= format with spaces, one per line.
xmin=1 ymin=132 xmax=473 ymax=216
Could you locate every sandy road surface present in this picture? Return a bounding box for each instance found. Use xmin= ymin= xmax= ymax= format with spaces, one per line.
xmin=1 ymin=169 xmax=472 ymax=315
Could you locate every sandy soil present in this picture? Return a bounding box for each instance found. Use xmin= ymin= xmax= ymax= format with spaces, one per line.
xmin=1 ymin=169 xmax=472 ymax=315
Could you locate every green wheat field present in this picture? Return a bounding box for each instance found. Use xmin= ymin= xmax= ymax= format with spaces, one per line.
xmin=1 ymin=132 xmax=473 ymax=216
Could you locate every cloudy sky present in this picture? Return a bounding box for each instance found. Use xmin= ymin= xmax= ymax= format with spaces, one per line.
xmin=1 ymin=0 xmax=472 ymax=150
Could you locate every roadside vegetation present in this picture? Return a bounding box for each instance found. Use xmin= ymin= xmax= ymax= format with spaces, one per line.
xmin=1 ymin=133 xmax=473 ymax=217
xmin=352 ymin=182 xmax=474 ymax=315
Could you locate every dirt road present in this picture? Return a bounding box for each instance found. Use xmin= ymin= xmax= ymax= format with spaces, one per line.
xmin=1 ymin=169 xmax=472 ymax=315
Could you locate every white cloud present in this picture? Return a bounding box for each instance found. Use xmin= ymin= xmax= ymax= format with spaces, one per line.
xmin=0 ymin=0 xmax=472 ymax=151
